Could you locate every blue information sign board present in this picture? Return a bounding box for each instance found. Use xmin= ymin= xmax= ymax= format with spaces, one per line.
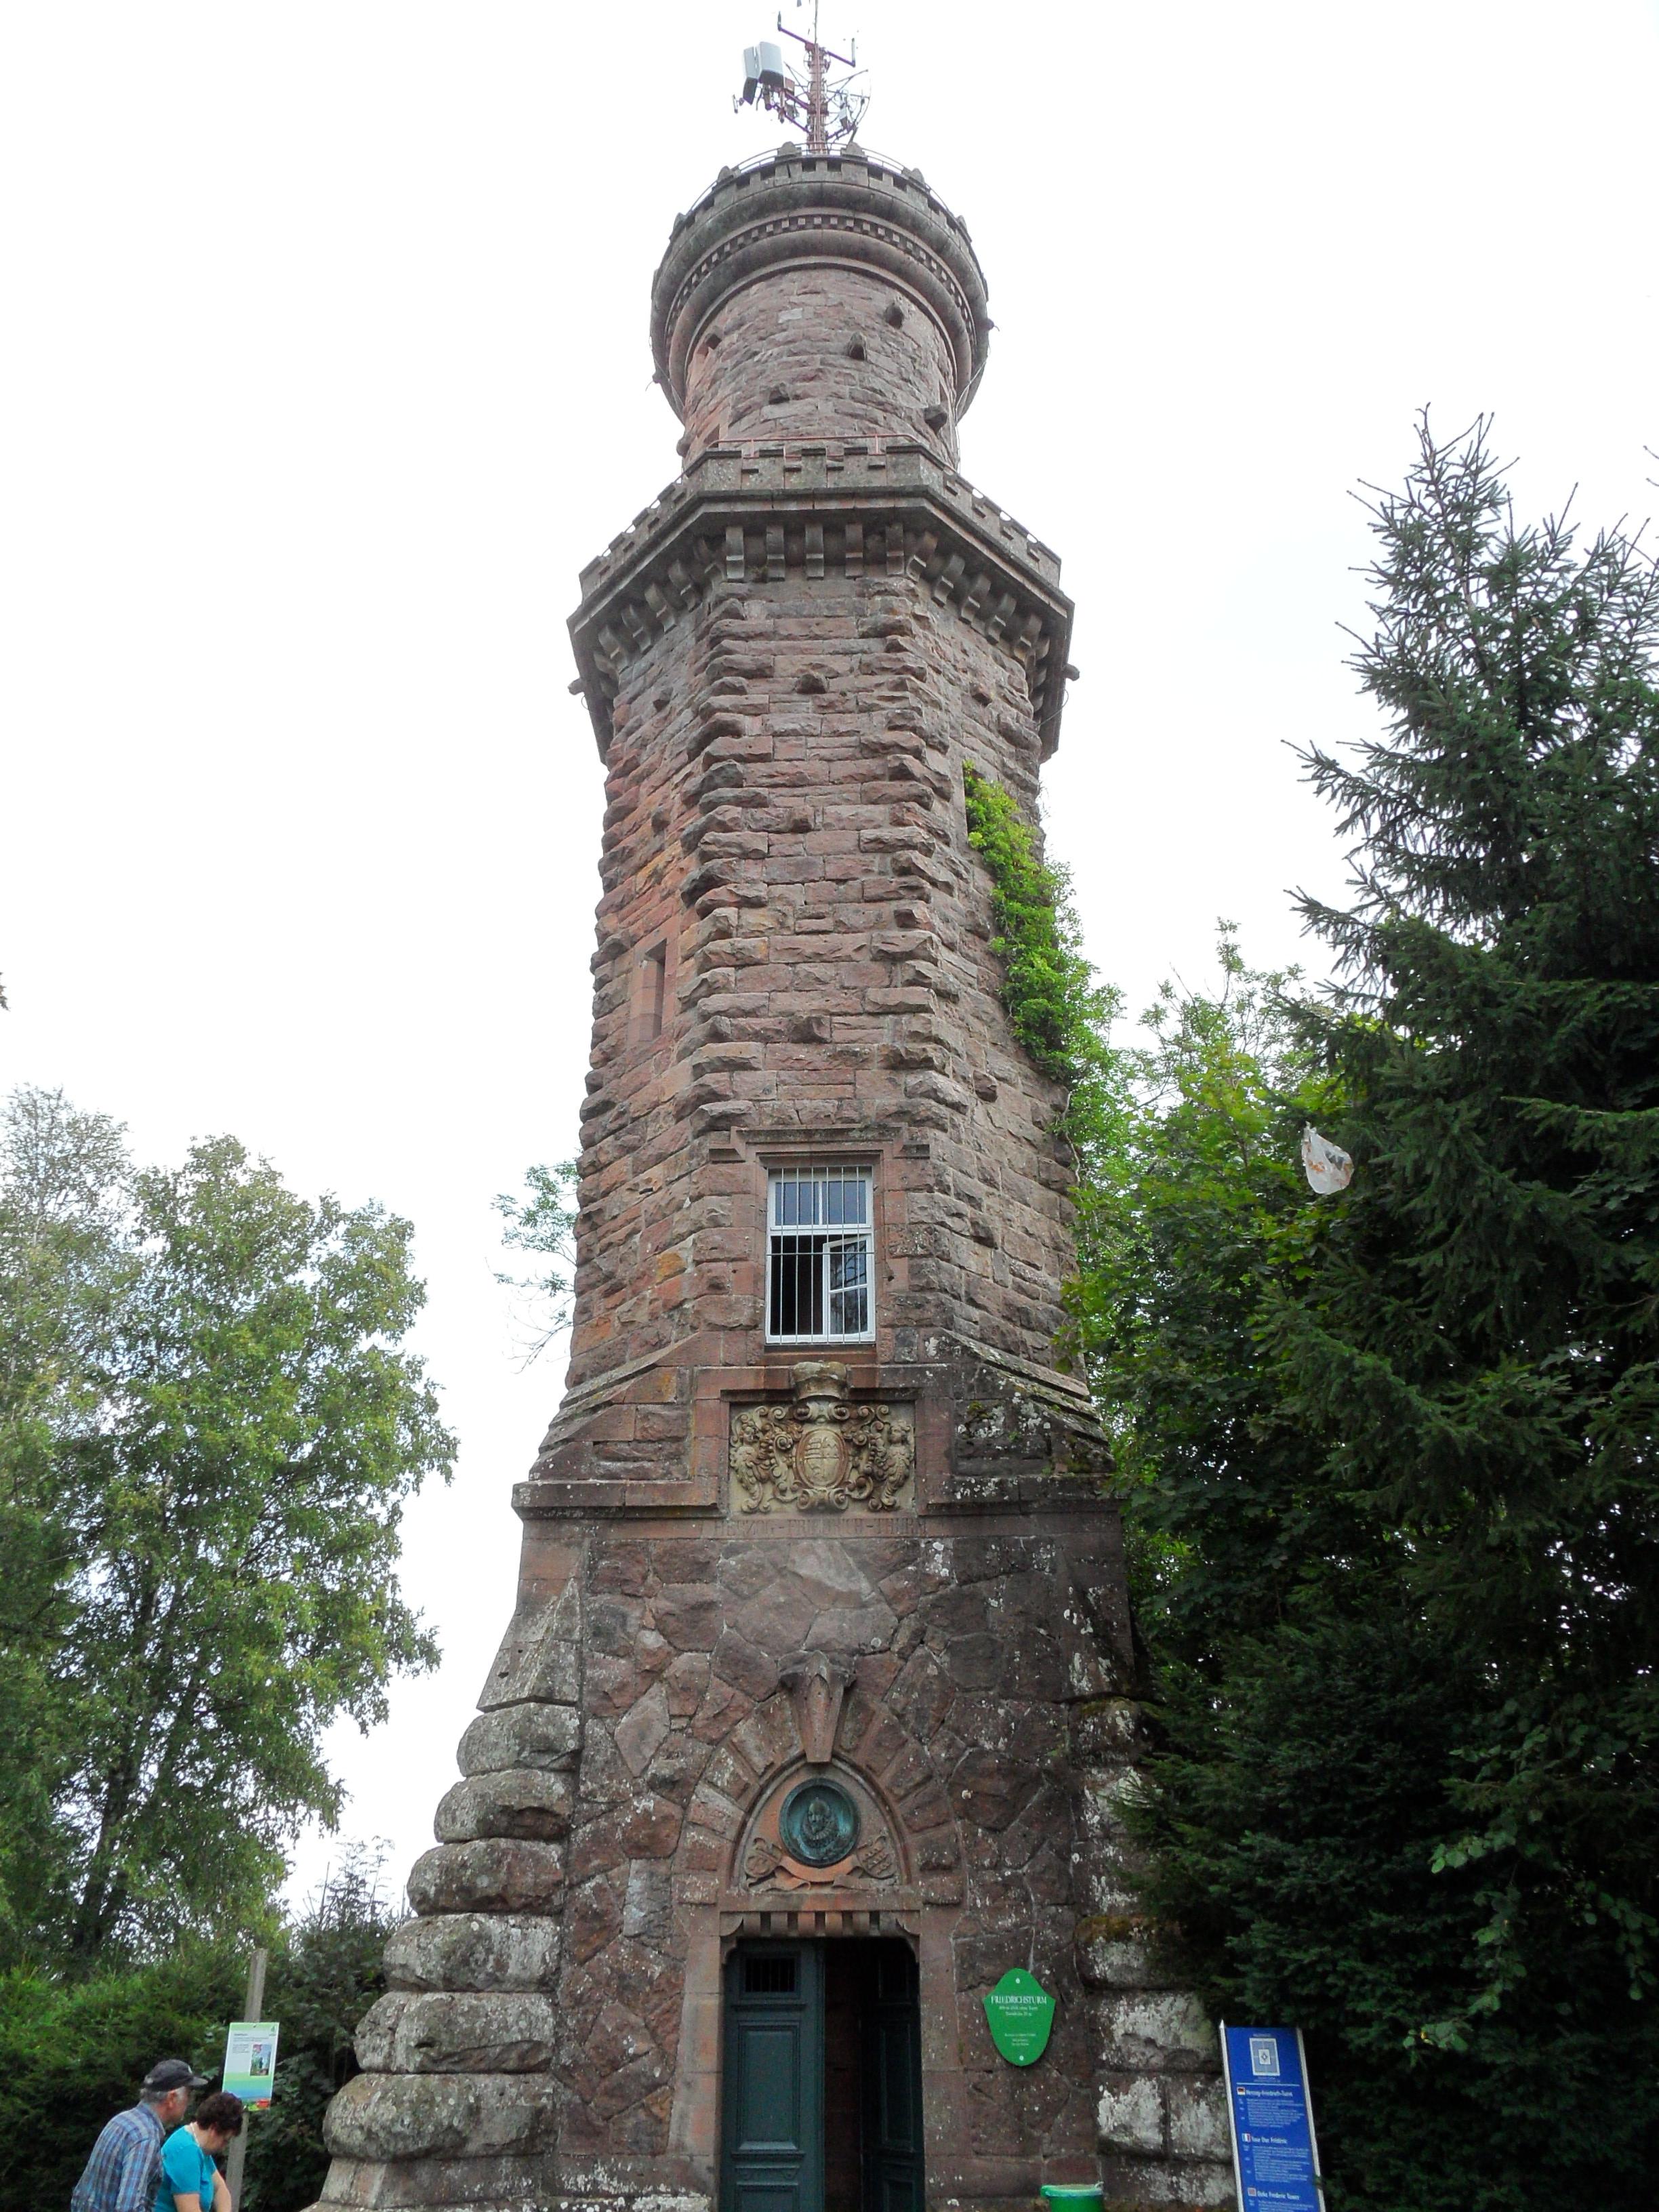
xmin=1220 ymin=2024 xmax=1326 ymax=2211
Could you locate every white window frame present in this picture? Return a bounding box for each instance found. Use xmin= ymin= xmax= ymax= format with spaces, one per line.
xmin=765 ymin=1164 xmax=875 ymax=1345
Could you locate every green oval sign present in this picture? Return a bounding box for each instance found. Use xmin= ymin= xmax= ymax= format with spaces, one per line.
xmin=982 ymin=1967 xmax=1055 ymax=2066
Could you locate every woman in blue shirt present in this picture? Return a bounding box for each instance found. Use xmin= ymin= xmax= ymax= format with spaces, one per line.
xmin=155 ymin=2091 xmax=243 ymax=2212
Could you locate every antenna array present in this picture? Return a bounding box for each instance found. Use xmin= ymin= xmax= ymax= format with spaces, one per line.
xmin=735 ymin=2 xmax=868 ymax=155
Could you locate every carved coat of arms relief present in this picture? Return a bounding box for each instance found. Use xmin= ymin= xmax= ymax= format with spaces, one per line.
xmin=730 ymin=1359 xmax=915 ymax=1513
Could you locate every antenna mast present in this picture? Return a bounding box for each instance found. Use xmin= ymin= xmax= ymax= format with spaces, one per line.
xmin=735 ymin=1 xmax=868 ymax=154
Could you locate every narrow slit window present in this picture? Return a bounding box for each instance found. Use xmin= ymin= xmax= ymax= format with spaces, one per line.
xmin=766 ymin=1164 xmax=874 ymax=1344
xmin=636 ymin=942 xmax=667 ymax=1042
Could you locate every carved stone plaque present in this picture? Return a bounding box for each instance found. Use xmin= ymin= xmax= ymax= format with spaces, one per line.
xmin=737 ymin=1765 xmax=901 ymax=1892
xmin=730 ymin=1361 xmax=915 ymax=1513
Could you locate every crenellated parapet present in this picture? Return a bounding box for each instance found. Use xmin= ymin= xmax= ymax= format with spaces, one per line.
xmin=568 ymin=441 xmax=1074 ymax=762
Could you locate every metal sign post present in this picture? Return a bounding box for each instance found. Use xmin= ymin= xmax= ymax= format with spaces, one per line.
xmin=224 ymin=1947 xmax=267 ymax=2212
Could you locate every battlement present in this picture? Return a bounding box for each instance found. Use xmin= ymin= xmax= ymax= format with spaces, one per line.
xmin=669 ymin=143 xmax=981 ymax=255
xmin=567 ymin=439 xmax=1075 ymax=763
xmin=579 ymin=442 xmax=1061 ymax=594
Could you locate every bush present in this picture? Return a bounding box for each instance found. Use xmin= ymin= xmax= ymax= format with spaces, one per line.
xmin=0 ymin=1850 xmax=395 ymax=2212
xmin=0 ymin=1945 xmax=238 ymax=2212
xmin=243 ymin=1853 xmax=395 ymax=2212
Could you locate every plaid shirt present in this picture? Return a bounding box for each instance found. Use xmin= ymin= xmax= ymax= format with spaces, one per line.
xmin=70 ymin=2102 xmax=164 ymax=2212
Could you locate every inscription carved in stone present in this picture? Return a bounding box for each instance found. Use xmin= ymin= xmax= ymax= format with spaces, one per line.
xmin=730 ymin=1361 xmax=914 ymax=1513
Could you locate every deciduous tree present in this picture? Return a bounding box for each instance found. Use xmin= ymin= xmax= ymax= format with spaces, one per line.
xmin=493 ymin=1160 xmax=577 ymax=1364
xmin=0 ymin=1091 xmax=454 ymax=1963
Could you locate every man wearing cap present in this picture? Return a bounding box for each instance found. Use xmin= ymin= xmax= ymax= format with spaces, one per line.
xmin=70 ymin=2060 xmax=210 ymax=2212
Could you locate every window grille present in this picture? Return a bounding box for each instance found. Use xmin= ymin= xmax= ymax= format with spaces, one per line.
xmin=743 ymin=1952 xmax=798 ymax=1994
xmin=766 ymin=1164 xmax=874 ymax=1343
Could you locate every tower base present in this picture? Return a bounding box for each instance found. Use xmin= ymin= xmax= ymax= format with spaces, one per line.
xmin=313 ymin=1449 xmax=1232 ymax=2210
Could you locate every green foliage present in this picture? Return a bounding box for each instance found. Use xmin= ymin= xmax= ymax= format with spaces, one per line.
xmin=961 ymin=763 xmax=1120 ymax=1153
xmin=0 ymin=1849 xmax=396 ymax=2212
xmin=1284 ymin=417 xmax=1659 ymax=2078
xmin=1141 ymin=1609 xmax=1656 ymax=2209
xmin=0 ymin=1941 xmax=238 ymax=2212
xmin=1078 ymin=418 xmax=1659 ymax=2206
xmin=0 ymin=1088 xmax=455 ymax=1965
xmin=241 ymin=1849 xmax=397 ymax=2212
xmin=0 ymin=1090 xmax=132 ymax=1966
xmin=493 ymin=1158 xmax=579 ymax=1364
xmin=1064 ymin=935 xmax=1336 ymax=1605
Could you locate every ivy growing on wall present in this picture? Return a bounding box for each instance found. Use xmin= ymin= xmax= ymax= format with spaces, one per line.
xmin=961 ymin=763 xmax=1119 ymax=1159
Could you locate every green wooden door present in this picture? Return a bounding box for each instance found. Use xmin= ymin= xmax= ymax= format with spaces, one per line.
xmin=722 ymin=1943 xmax=824 ymax=2212
xmin=860 ymin=1944 xmax=925 ymax=2212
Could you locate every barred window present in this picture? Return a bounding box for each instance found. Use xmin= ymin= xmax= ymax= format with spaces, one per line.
xmin=766 ymin=1165 xmax=874 ymax=1343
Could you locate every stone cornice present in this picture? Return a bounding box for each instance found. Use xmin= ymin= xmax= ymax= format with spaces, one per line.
xmin=567 ymin=443 xmax=1075 ymax=761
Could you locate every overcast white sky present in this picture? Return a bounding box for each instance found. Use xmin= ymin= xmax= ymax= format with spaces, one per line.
xmin=4 ymin=0 xmax=1657 ymax=1912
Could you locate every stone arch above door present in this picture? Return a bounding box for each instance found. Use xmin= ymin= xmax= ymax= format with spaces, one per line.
xmin=675 ymin=1649 xmax=966 ymax=1925
xmin=735 ymin=1759 xmax=907 ymax=1895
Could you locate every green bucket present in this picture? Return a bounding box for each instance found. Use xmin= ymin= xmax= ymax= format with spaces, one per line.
xmin=1040 ymin=2189 xmax=1104 ymax=2212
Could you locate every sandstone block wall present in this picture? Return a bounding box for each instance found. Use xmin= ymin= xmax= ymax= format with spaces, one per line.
xmin=566 ymin=561 xmax=1073 ymax=1401
xmin=651 ymin=147 xmax=990 ymax=459
xmin=320 ymin=1521 xmax=1231 ymax=2212
xmin=678 ymin=264 xmax=962 ymax=465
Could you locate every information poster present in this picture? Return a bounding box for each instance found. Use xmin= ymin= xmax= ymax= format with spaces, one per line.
xmin=222 ymin=2021 xmax=281 ymax=2109
xmin=1220 ymin=2024 xmax=1325 ymax=2211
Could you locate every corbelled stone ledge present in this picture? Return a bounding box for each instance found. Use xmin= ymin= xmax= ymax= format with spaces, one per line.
xmin=567 ymin=443 xmax=1075 ymax=764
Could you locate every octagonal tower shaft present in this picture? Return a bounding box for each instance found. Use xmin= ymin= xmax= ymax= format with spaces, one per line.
xmin=546 ymin=150 xmax=1085 ymax=1488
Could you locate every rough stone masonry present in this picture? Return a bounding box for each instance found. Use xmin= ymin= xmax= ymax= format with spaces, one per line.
xmin=311 ymin=144 xmax=1233 ymax=2212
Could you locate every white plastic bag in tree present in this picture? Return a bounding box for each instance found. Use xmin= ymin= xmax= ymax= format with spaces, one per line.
xmin=1301 ymin=1125 xmax=1353 ymax=1195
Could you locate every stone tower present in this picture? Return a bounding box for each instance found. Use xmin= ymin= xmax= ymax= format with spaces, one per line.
xmin=316 ymin=146 xmax=1231 ymax=2212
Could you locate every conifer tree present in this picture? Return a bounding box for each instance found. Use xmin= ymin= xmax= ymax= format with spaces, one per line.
xmin=1290 ymin=414 xmax=1659 ymax=2055
xmin=1098 ymin=419 xmax=1659 ymax=2209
